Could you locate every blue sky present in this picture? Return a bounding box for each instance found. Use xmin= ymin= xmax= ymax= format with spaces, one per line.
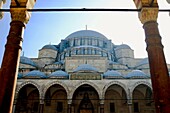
xmin=1 ymin=0 xmax=170 ymax=66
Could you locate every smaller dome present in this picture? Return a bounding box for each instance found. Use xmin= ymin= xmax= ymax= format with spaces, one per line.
xmin=42 ymin=45 xmax=57 ymax=51
xmin=73 ymin=64 xmax=98 ymax=72
xmin=103 ymin=70 xmax=123 ymax=79
xmin=18 ymin=73 xmax=23 ymax=79
xmin=114 ymin=44 xmax=131 ymax=50
xmin=126 ymin=70 xmax=148 ymax=79
xmin=20 ymin=56 xmax=37 ymax=67
xmin=136 ymin=58 xmax=149 ymax=66
xmin=49 ymin=70 xmax=69 ymax=79
xmin=24 ymin=70 xmax=46 ymax=78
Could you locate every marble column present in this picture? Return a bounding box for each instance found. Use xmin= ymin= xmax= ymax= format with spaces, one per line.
xmin=133 ymin=0 xmax=170 ymax=113
xmin=67 ymin=104 xmax=71 ymax=113
xmin=67 ymin=100 xmax=72 ymax=113
xmin=100 ymin=100 xmax=104 ymax=113
xmin=127 ymin=89 xmax=132 ymax=113
xmin=0 ymin=0 xmax=36 ymax=113
xmin=39 ymin=99 xmax=44 ymax=113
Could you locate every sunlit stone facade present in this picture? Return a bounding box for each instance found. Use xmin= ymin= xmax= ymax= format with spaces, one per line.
xmin=14 ymin=30 xmax=170 ymax=113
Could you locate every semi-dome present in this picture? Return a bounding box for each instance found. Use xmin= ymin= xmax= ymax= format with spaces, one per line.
xmin=42 ymin=44 xmax=57 ymax=51
xmin=20 ymin=56 xmax=37 ymax=67
xmin=103 ymin=70 xmax=123 ymax=79
xmin=126 ymin=70 xmax=148 ymax=79
xmin=49 ymin=70 xmax=69 ymax=79
xmin=114 ymin=44 xmax=131 ymax=50
xmin=24 ymin=70 xmax=46 ymax=78
xmin=65 ymin=30 xmax=108 ymax=40
xmin=73 ymin=64 xmax=98 ymax=72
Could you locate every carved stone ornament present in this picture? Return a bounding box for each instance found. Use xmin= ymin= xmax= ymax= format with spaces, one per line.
xmin=133 ymin=0 xmax=158 ymax=9
xmin=139 ymin=7 xmax=158 ymax=24
xmin=10 ymin=8 xmax=30 ymax=23
xmin=10 ymin=0 xmax=36 ymax=24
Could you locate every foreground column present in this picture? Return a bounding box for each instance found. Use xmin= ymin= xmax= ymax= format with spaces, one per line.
xmin=133 ymin=0 xmax=170 ymax=113
xmin=0 ymin=0 xmax=35 ymax=113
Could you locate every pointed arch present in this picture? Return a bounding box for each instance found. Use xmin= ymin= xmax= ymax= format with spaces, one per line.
xmin=131 ymin=81 xmax=152 ymax=93
xmin=102 ymin=81 xmax=127 ymax=99
xmin=16 ymin=81 xmax=41 ymax=98
xmin=69 ymin=81 xmax=101 ymax=100
xmin=42 ymin=81 xmax=69 ymax=99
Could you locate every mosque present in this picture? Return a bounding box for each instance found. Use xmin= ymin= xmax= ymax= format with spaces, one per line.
xmin=14 ymin=29 xmax=168 ymax=113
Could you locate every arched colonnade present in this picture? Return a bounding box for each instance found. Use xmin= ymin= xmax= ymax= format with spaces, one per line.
xmin=14 ymin=80 xmax=155 ymax=113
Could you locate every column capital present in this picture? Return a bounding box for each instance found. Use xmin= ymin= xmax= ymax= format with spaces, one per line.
xmin=133 ymin=0 xmax=159 ymax=24
xmin=133 ymin=0 xmax=158 ymax=9
xmin=99 ymin=99 xmax=104 ymax=104
xmin=139 ymin=7 xmax=159 ymax=24
xmin=67 ymin=99 xmax=72 ymax=104
xmin=10 ymin=0 xmax=36 ymax=24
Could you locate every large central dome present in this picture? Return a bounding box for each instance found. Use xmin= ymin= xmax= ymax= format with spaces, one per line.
xmin=65 ymin=30 xmax=108 ymax=40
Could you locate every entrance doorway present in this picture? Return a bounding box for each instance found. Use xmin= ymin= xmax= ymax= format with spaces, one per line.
xmin=78 ymin=92 xmax=94 ymax=113
xmin=72 ymin=84 xmax=99 ymax=113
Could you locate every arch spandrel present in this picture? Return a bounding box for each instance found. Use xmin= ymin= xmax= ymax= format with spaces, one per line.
xmin=42 ymin=81 xmax=69 ymax=99
xmin=102 ymin=81 xmax=128 ymax=99
xmin=69 ymin=81 xmax=102 ymax=100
